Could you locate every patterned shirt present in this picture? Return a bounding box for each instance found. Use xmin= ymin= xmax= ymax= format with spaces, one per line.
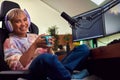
xmin=4 ymin=33 xmax=48 ymax=70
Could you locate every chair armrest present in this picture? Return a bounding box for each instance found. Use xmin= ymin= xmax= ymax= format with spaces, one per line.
xmin=0 ymin=70 xmax=29 ymax=80
xmin=0 ymin=70 xmax=29 ymax=75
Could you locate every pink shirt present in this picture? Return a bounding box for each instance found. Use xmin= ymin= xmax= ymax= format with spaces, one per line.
xmin=4 ymin=33 xmax=48 ymax=70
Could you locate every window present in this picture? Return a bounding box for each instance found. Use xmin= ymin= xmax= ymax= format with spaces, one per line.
xmin=91 ymin=0 xmax=105 ymax=5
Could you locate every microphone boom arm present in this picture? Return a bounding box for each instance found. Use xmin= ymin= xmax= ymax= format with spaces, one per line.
xmin=83 ymin=0 xmax=120 ymax=20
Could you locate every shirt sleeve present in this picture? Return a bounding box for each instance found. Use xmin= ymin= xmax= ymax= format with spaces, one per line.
xmin=4 ymin=38 xmax=25 ymax=70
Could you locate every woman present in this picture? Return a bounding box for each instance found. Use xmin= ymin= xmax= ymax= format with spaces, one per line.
xmin=4 ymin=8 xmax=90 ymax=80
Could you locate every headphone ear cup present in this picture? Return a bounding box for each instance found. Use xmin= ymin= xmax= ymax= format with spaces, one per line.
xmin=24 ymin=9 xmax=31 ymax=28
xmin=4 ymin=15 xmax=13 ymax=32
xmin=7 ymin=21 xmax=13 ymax=32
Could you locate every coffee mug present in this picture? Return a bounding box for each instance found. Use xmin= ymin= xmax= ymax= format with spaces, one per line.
xmin=42 ymin=35 xmax=52 ymax=47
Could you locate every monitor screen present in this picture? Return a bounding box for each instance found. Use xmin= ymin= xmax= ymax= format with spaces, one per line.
xmin=72 ymin=1 xmax=120 ymax=41
xmin=104 ymin=3 xmax=120 ymax=35
xmin=72 ymin=8 xmax=104 ymax=41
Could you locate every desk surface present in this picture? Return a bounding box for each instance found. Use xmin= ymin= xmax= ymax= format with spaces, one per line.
xmin=90 ymin=42 xmax=120 ymax=59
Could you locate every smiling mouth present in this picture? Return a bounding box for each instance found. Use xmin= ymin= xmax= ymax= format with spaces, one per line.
xmin=20 ymin=27 xmax=28 ymax=31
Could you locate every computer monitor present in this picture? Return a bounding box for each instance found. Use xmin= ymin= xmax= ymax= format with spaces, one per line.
xmin=72 ymin=8 xmax=104 ymax=41
xmin=72 ymin=2 xmax=120 ymax=41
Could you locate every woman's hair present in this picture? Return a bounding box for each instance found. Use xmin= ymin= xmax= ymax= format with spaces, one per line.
xmin=6 ymin=8 xmax=26 ymax=22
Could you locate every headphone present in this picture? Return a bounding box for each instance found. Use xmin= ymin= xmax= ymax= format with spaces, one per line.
xmin=4 ymin=8 xmax=31 ymax=32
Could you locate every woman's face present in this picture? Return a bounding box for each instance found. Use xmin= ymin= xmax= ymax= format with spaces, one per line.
xmin=11 ymin=13 xmax=29 ymax=37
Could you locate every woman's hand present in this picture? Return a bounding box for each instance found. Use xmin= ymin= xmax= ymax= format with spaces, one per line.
xmin=34 ymin=34 xmax=55 ymax=54
xmin=34 ymin=34 xmax=55 ymax=48
xmin=33 ymin=34 xmax=46 ymax=48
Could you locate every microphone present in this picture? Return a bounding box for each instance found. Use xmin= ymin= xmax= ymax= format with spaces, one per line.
xmin=61 ymin=12 xmax=77 ymax=26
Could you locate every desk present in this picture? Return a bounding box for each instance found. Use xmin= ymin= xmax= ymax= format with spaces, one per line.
xmin=87 ymin=42 xmax=120 ymax=80
xmin=90 ymin=42 xmax=120 ymax=59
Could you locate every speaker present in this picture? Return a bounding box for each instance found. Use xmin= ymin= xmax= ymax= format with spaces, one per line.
xmin=4 ymin=8 xmax=31 ymax=32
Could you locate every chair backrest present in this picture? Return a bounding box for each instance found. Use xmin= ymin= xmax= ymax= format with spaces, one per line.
xmin=0 ymin=1 xmax=20 ymax=21
xmin=0 ymin=1 xmax=39 ymax=71
xmin=0 ymin=0 xmax=20 ymax=71
xmin=0 ymin=29 xmax=9 ymax=71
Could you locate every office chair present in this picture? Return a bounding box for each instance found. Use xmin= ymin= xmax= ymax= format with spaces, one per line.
xmin=0 ymin=1 xmax=39 ymax=80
